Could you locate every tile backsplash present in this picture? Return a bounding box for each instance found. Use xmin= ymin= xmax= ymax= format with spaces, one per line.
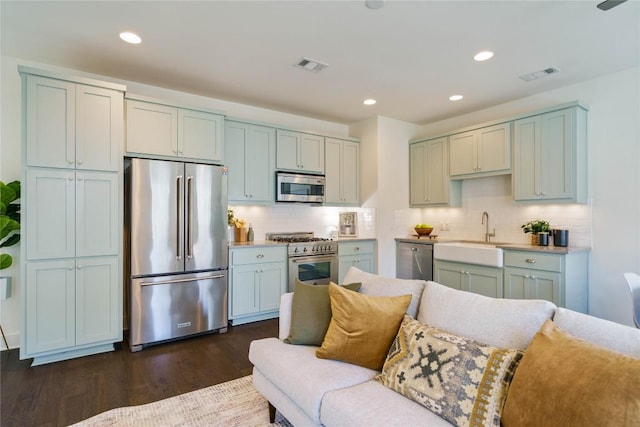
xmin=415 ymin=175 xmax=592 ymax=247
xmin=228 ymin=204 xmax=377 ymax=241
xmin=231 ymin=175 xmax=591 ymax=248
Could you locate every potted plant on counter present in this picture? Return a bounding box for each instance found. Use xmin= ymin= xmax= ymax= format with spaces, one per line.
xmin=521 ymin=219 xmax=550 ymax=245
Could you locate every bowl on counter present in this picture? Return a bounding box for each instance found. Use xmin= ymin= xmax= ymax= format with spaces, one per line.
xmin=414 ymin=227 xmax=433 ymax=237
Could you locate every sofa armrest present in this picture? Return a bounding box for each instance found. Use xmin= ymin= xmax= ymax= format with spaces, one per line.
xmin=278 ymin=292 xmax=294 ymax=340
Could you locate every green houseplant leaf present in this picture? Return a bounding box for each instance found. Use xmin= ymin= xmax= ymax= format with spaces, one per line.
xmin=521 ymin=219 xmax=550 ymax=234
xmin=0 ymin=180 xmax=21 ymax=271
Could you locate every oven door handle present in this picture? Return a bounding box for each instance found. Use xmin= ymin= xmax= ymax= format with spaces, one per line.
xmin=291 ymin=255 xmax=336 ymax=263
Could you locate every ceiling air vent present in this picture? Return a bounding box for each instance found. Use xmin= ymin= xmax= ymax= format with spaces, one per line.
xmin=519 ymin=66 xmax=561 ymax=82
xmin=294 ymin=57 xmax=328 ymax=73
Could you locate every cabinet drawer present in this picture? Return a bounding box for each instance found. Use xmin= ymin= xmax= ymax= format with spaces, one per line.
xmin=338 ymin=240 xmax=375 ymax=256
xmin=504 ymin=251 xmax=562 ymax=272
xmin=230 ymin=246 xmax=286 ymax=265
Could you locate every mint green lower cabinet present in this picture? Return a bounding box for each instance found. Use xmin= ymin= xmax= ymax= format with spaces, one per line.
xmin=229 ymin=246 xmax=287 ymax=325
xmin=433 ymin=260 xmax=503 ymax=298
xmin=338 ymin=240 xmax=376 ymax=283
xmin=23 ymin=256 xmax=120 ymax=365
xmin=503 ymin=250 xmax=588 ymax=312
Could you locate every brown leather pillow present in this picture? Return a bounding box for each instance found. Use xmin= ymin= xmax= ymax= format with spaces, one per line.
xmin=501 ymin=319 xmax=640 ymax=427
xmin=316 ymin=282 xmax=411 ymax=370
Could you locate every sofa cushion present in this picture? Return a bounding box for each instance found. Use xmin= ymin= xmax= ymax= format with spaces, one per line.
xmin=552 ymin=307 xmax=640 ymax=358
xmin=249 ymin=337 xmax=377 ymax=424
xmin=284 ymin=280 xmax=361 ymax=346
xmin=501 ymin=320 xmax=640 ymax=427
xmin=417 ymin=281 xmax=556 ymax=350
xmin=376 ymin=315 xmax=523 ymax=427
xmin=316 ymin=282 xmax=411 ymax=370
xmin=321 ymin=380 xmax=454 ymax=427
xmin=343 ymin=266 xmax=425 ymax=318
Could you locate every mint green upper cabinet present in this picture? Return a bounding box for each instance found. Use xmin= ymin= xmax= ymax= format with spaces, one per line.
xmin=410 ymin=137 xmax=460 ymax=206
xmin=225 ymin=121 xmax=276 ymax=204
xmin=513 ymin=106 xmax=587 ymax=203
xmin=325 ymin=138 xmax=359 ymax=206
xmin=449 ymin=122 xmax=511 ymax=178
xmin=126 ymin=99 xmax=223 ymax=164
xmin=276 ymin=130 xmax=325 ymax=174
xmin=25 ymin=75 xmax=123 ymax=171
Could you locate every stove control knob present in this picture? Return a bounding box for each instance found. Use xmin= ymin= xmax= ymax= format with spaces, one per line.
xmin=303 ymin=247 xmax=308 ymax=253
xmin=294 ymin=247 xmax=299 ymax=253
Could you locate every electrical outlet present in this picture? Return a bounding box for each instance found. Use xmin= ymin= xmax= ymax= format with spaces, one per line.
xmin=0 ymin=277 xmax=12 ymax=300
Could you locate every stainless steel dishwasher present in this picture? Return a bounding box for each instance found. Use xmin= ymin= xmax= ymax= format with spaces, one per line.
xmin=396 ymin=240 xmax=433 ymax=281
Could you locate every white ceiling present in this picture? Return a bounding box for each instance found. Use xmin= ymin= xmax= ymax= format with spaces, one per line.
xmin=2 ymin=0 xmax=639 ymax=125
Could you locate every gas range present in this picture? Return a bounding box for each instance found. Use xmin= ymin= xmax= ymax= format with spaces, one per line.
xmin=265 ymin=232 xmax=337 ymax=257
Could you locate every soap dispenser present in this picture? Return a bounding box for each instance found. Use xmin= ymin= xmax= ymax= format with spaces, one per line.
xmin=247 ymin=224 xmax=254 ymax=242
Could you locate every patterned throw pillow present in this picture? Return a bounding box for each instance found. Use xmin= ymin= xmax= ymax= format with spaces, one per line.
xmin=375 ymin=315 xmax=524 ymax=427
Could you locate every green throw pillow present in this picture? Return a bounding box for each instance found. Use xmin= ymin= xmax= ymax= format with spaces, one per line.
xmin=284 ymin=279 xmax=361 ymax=346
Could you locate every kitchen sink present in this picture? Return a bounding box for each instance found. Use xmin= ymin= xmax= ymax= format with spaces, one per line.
xmin=433 ymin=240 xmax=505 ymax=267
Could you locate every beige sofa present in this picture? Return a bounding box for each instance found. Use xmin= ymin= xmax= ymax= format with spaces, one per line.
xmin=249 ymin=267 xmax=640 ymax=426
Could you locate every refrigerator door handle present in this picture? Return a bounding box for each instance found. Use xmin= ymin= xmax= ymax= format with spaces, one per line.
xmin=187 ymin=175 xmax=194 ymax=259
xmin=139 ymin=274 xmax=226 ymax=287
xmin=176 ymin=175 xmax=184 ymax=261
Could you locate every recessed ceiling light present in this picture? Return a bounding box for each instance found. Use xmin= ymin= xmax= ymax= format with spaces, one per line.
xmin=474 ymin=51 xmax=494 ymax=61
xmin=449 ymin=95 xmax=463 ymax=101
xmin=120 ymin=32 xmax=141 ymax=44
xmin=363 ymin=99 xmax=377 ymax=106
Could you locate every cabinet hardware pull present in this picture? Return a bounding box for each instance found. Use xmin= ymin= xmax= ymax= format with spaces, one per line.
xmin=410 ymin=247 xmax=418 ymax=251
xmin=354 ymin=247 xmax=360 ymax=251
xmin=257 ymin=254 xmax=264 ymax=258
xmin=525 ymin=258 xmax=536 ymax=263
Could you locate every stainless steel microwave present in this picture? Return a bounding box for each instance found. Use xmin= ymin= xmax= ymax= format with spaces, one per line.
xmin=276 ymin=172 xmax=325 ymax=204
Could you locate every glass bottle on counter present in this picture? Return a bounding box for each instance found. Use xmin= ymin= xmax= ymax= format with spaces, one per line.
xmin=247 ymin=224 xmax=254 ymax=242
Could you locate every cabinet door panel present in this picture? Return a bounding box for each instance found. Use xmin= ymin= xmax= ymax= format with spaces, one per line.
xmin=513 ymin=117 xmax=540 ymax=200
xmin=409 ymin=142 xmax=427 ymax=205
xmin=530 ymin=271 xmax=562 ymax=306
xmin=478 ymin=123 xmax=510 ymax=173
xmin=76 ymin=85 xmax=123 ymax=171
xmin=433 ymin=262 xmax=464 ymax=291
xmin=126 ymin=100 xmax=177 ymax=156
xmin=26 ymin=76 xmax=76 ymax=168
xmin=76 ymin=257 xmax=119 ymax=345
xmin=504 ymin=268 xmax=528 ymax=299
xmin=466 ymin=269 xmax=502 ymax=298
xmin=540 ymin=109 xmax=573 ymax=199
xmin=341 ymin=141 xmax=359 ymax=204
xmin=25 ymin=260 xmax=76 ymax=354
xmin=76 ymin=172 xmax=119 ymax=257
xmin=299 ymin=134 xmax=324 ymax=173
xmin=225 ymin=121 xmax=249 ymax=201
xmin=426 ymin=138 xmax=448 ymax=204
xmin=246 ymin=125 xmax=275 ymax=201
xmin=259 ymin=264 xmax=285 ymax=312
xmin=449 ymin=132 xmax=476 ymax=176
xmin=230 ymin=266 xmax=259 ymax=317
xmin=179 ymin=109 xmax=223 ymax=162
xmin=276 ymin=130 xmax=300 ymax=170
xmin=324 ymin=139 xmax=341 ymax=203
xmin=26 ymin=169 xmax=75 ymax=260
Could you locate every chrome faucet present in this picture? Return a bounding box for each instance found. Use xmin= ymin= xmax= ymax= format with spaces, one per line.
xmin=482 ymin=211 xmax=496 ymax=243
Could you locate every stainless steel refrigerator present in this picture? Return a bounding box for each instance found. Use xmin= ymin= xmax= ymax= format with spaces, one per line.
xmin=125 ymin=158 xmax=228 ymax=351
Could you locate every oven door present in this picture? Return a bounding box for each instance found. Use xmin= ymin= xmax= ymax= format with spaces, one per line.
xmin=288 ymin=254 xmax=338 ymax=292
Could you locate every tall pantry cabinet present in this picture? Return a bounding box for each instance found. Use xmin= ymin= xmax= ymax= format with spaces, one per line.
xmin=19 ymin=67 xmax=125 ymax=365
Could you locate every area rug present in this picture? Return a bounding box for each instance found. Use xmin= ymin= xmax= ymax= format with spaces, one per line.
xmin=71 ymin=375 xmax=292 ymax=426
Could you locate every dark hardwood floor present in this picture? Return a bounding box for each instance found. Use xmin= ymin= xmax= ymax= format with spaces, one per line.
xmin=1 ymin=319 xmax=278 ymax=427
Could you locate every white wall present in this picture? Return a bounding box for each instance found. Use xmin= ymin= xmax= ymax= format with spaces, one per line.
xmin=420 ymin=67 xmax=640 ymax=326
xmin=350 ymin=116 xmax=421 ymax=276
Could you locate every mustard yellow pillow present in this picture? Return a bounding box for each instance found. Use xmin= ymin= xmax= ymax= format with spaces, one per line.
xmin=502 ymin=319 xmax=640 ymax=427
xmin=316 ymin=282 xmax=411 ymax=370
